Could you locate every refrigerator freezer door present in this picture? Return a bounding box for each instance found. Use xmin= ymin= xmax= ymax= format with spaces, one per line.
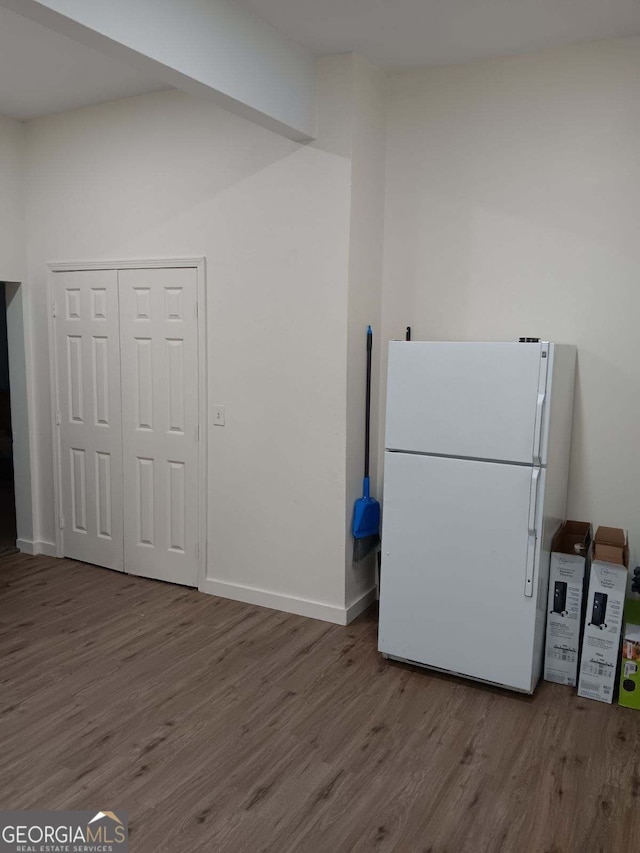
xmin=385 ymin=341 xmax=550 ymax=464
xmin=378 ymin=451 xmax=544 ymax=692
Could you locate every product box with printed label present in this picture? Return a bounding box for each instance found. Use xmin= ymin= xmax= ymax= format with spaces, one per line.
xmin=619 ymin=598 xmax=640 ymax=710
xmin=544 ymin=520 xmax=591 ymax=687
xmin=577 ymin=527 xmax=629 ymax=704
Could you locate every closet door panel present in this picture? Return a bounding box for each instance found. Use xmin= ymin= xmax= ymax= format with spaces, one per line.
xmin=118 ymin=268 xmax=199 ymax=587
xmin=54 ymin=270 xmax=124 ymax=570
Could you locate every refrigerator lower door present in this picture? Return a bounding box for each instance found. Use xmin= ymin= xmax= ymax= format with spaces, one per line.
xmin=378 ymin=452 xmax=544 ymax=692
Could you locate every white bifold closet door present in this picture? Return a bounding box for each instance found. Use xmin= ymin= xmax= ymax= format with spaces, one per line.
xmin=118 ymin=268 xmax=199 ymax=586
xmin=55 ymin=270 xmax=124 ymax=570
xmin=55 ymin=267 xmax=199 ymax=587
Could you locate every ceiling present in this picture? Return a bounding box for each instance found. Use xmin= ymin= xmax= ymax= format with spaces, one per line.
xmin=236 ymin=0 xmax=640 ymax=69
xmin=1 ymin=1 xmax=639 ymax=122
xmin=0 ymin=6 xmax=168 ymax=121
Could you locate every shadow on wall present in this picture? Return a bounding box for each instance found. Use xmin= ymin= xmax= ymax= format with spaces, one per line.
xmin=0 ymin=283 xmax=16 ymax=547
xmin=0 ymin=283 xmax=32 ymax=546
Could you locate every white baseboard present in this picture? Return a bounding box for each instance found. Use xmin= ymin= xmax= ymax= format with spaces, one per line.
xmin=12 ymin=547 xmax=376 ymax=626
xmin=345 ymin=586 xmax=377 ymax=624
xmin=17 ymin=539 xmax=58 ymax=557
xmin=16 ymin=538 xmax=35 ymax=555
xmin=200 ymin=578 xmax=376 ymax=626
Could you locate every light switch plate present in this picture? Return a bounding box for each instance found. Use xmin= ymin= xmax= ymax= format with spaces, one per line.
xmin=213 ymin=404 xmax=225 ymax=426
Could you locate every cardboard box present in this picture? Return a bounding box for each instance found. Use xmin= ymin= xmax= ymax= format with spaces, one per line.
xmin=544 ymin=520 xmax=591 ymax=687
xmin=618 ymin=598 xmax=640 ymax=710
xmin=577 ymin=527 xmax=629 ymax=704
xmin=593 ymin=526 xmax=628 ymax=565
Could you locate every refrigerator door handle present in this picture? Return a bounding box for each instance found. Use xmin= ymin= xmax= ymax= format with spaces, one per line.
xmin=532 ymin=344 xmax=550 ymax=465
xmin=532 ymin=391 xmax=546 ymax=466
xmin=525 ymin=468 xmax=540 ymax=597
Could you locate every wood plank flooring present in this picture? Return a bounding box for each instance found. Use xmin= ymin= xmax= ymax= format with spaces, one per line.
xmin=1 ymin=553 xmax=639 ymax=852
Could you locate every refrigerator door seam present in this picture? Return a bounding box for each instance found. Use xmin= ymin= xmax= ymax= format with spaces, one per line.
xmin=385 ymin=449 xmax=538 ymax=467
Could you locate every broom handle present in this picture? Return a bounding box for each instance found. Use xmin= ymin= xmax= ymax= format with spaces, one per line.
xmin=365 ymin=326 xmax=372 ymax=480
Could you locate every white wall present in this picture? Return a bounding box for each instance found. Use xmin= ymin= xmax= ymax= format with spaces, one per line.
xmin=382 ymin=37 xmax=640 ymax=565
xmin=344 ymin=56 xmax=386 ymax=609
xmin=0 ymin=115 xmax=25 ymax=282
xmin=24 ymin=64 xmax=356 ymax=618
xmin=5 ymin=282 xmax=33 ymax=544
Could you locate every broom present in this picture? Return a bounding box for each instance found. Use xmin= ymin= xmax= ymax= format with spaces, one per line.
xmin=352 ymin=326 xmax=381 ymax=563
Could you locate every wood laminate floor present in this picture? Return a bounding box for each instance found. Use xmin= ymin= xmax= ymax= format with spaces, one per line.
xmin=1 ymin=554 xmax=639 ymax=852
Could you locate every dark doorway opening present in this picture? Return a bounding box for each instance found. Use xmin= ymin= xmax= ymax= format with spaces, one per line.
xmin=0 ymin=283 xmax=17 ymax=553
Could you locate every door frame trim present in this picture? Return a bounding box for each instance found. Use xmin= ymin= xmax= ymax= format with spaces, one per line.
xmin=47 ymin=257 xmax=208 ymax=588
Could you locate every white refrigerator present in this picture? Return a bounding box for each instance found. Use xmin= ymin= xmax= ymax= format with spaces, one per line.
xmin=378 ymin=341 xmax=576 ymax=693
